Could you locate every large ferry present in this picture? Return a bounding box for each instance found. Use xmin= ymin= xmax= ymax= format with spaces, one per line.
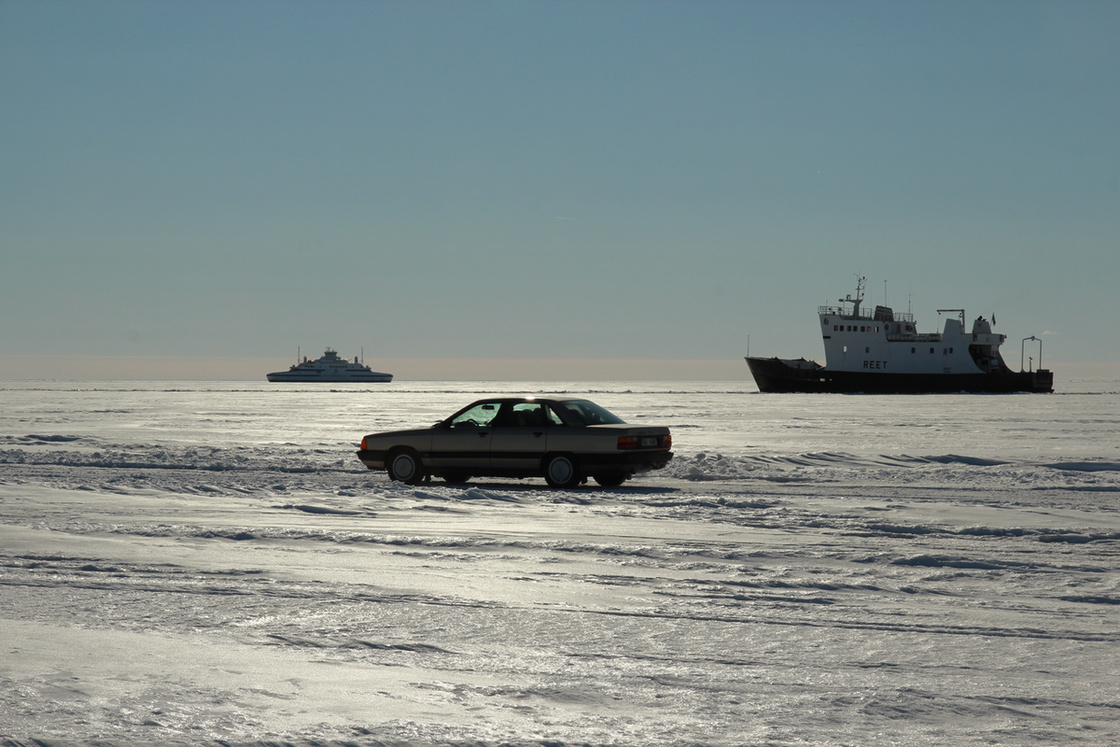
xmin=267 ymin=348 xmax=393 ymax=383
xmin=746 ymin=277 xmax=1053 ymax=393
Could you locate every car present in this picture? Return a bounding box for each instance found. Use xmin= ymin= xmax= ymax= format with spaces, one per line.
xmin=356 ymin=396 xmax=673 ymax=488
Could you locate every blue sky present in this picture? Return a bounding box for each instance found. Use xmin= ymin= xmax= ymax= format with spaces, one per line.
xmin=2 ymin=0 xmax=1117 ymax=379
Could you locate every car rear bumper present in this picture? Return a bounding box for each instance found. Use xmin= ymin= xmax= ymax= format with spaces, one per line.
xmin=580 ymin=450 xmax=674 ymax=474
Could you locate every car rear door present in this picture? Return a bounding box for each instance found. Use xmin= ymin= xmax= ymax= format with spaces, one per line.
xmin=488 ymin=401 xmax=551 ymax=471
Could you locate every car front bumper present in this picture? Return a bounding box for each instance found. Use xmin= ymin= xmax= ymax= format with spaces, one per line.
xmin=357 ymin=449 xmax=389 ymax=470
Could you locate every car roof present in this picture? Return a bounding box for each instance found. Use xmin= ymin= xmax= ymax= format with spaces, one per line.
xmin=469 ymin=396 xmax=588 ymax=404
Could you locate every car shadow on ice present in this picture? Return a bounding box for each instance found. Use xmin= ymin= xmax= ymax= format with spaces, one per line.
xmin=381 ymin=478 xmax=680 ymax=498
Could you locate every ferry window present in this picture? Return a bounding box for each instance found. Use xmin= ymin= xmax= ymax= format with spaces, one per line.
xmin=930 ymin=348 xmax=935 ymax=354
xmin=911 ymin=347 xmax=916 ymax=354
xmin=949 ymin=347 xmax=954 ymax=354
xmin=865 ymin=347 xmax=870 ymax=354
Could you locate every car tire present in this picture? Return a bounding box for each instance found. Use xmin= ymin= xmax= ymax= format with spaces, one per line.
xmin=386 ymin=448 xmax=425 ymax=485
xmin=544 ymin=454 xmax=581 ymax=489
xmin=593 ymin=471 xmax=627 ymax=488
xmin=441 ymin=471 xmax=471 ymax=485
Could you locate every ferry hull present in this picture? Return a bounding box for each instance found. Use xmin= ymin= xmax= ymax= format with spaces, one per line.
xmin=266 ymin=372 xmax=393 ymax=383
xmin=746 ymin=357 xmax=1053 ymax=394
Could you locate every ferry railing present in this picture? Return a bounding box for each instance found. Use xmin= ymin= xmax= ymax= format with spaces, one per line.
xmin=819 ymin=305 xmax=915 ymax=323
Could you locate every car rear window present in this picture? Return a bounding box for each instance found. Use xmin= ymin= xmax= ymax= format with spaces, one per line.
xmin=556 ymin=400 xmax=626 ymax=425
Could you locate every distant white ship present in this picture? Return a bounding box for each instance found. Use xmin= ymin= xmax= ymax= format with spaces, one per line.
xmin=267 ymin=348 xmax=393 ymax=383
xmin=746 ymin=276 xmax=1053 ymax=393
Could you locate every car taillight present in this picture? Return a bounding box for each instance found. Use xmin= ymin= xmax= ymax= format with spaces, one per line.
xmin=618 ymin=434 xmax=671 ymax=450
xmin=360 ymin=437 xmax=368 ymax=450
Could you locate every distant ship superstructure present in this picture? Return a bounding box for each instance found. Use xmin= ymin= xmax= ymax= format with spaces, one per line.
xmin=267 ymin=348 xmax=393 ymax=383
xmin=746 ymin=277 xmax=1053 ymax=393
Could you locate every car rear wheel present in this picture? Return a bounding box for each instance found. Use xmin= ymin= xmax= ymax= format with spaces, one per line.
xmin=386 ymin=448 xmax=425 ymax=485
xmin=441 ymin=471 xmax=471 ymax=485
xmin=593 ymin=471 xmax=627 ymax=487
xmin=544 ymin=454 xmax=581 ymax=488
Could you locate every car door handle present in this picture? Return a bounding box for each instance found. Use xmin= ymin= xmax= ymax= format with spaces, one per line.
xmin=533 ymin=431 xmax=544 ymax=438
xmin=477 ymin=431 xmax=489 ymax=438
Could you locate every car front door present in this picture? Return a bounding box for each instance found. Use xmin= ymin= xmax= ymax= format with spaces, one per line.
xmin=429 ymin=401 xmax=498 ymax=471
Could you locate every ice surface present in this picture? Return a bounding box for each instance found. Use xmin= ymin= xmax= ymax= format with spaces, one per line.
xmin=2 ymin=380 xmax=1119 ymax=745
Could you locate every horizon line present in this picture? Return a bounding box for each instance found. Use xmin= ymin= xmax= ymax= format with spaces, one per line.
xmin=1 ymin=355 xmax=1117 ymax=383
xmin=0 ymin=355 xmax=753 ymax=382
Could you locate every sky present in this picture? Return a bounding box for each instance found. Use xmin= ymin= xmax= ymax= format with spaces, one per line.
xmin=2 ymin=0 xmax=1118 ymax=380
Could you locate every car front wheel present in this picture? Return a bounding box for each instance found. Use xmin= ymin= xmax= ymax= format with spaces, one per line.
xmin=544 ymin=454 xmax=581 ymax=489
xmin=386 ymin=448 xmax=425 ymax=485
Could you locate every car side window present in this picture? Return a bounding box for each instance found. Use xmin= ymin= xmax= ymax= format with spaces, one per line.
xmin=492 ymin=402 xmax=549 ymax=428
xmin=512 ymin=402 xmax=548 ymax=427
xmin=448 ymin=403 xmax=499 ymax=428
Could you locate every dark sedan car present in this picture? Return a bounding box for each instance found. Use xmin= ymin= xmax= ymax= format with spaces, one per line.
xmin=356 ymin=396 xmax=673 ymax=488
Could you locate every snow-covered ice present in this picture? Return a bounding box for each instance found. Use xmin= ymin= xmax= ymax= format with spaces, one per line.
xmin=2 ymin=379 xmax=1119 ymax=745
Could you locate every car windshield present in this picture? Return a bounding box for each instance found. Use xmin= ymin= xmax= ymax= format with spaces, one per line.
xmin=555 ymin=400 xmax=626 ymax=426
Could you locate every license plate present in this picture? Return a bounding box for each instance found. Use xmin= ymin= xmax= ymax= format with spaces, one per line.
xmin=640 ymin=436 xmax=659 ymax=447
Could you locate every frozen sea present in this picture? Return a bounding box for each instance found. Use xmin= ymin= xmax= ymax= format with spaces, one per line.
xmin=2 ymin=377 xmax=1119 ymax=746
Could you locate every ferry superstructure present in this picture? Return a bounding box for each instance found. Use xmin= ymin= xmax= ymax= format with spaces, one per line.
xmin=267 ymin=348 xmax=393 ymax=383
xmin=746 ymin=277 xmax=1053 ymax=393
